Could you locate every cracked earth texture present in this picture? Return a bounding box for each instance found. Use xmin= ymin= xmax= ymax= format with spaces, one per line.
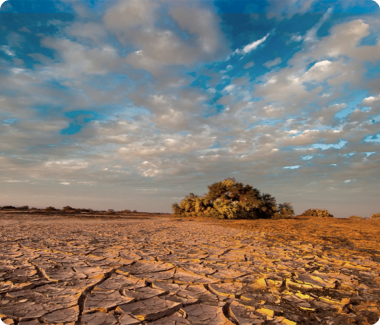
xmin=0 ymin=214 xmax=379 ymax=325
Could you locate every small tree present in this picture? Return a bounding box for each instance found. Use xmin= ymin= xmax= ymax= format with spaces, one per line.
xmin=62 ymin=206 xmax=75 ymax=212
xmin=172 ymin=203 xmax=182 ymax=216
xmin=273 ymin=202 xmax=295 ymax=219
xmin=172 ymin=178 xmax=289 ymax=220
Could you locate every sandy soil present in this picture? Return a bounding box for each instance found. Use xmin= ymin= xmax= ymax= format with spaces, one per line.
xmin=0 ymin=213 xmax=379 ymax=325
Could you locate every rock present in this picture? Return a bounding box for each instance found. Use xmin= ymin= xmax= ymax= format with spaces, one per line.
xmin=84 ymin=288 xmax=134 ymax=313
xmin=182 ymin=303 xmax=234 ymax=325
xmin=42 ymin=305 xmax=79 ymax=323
xmin=146 ymin=311 xmax=191 ymax=324
xmin=119 ymin=313 xmax=142 ymax=325
xmin=123 ymin=286 xmax=167 ymax=301
xmin=228 ymin=300 xmax=264 ymax=325
xmin=118 ymin=296 xmax=182 ymax=321
xmin=82 ymin=312 xmax=118 ymax=325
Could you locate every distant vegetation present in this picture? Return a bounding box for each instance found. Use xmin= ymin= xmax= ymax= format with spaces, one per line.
xmin=301 ymin=209 xmax=334 ymax=218
xmin=370 ymin=213 xmax=380 ymax=219
xmin=0 ymin=206 xmax=164 ymax=215
xmin=172 ymin=178 xmax=294 ymax=219
xmin=349 ymin=215 xmax=362 ymax=219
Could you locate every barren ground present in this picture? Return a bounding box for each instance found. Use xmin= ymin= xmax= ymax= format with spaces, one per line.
xmin=0 ymin=213 xmax=379 ymax=325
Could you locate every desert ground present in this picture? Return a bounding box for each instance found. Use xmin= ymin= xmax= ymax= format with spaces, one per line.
xmin=0 ymin=213 xmax=379 ymax=325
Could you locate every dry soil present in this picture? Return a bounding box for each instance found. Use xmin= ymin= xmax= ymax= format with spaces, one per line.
xmin=0 ymin=213 xmax=379 ymax=325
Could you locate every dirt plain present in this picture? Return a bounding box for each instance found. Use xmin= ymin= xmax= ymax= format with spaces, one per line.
xmin=0 ymin=213 xmax=379 ymax=325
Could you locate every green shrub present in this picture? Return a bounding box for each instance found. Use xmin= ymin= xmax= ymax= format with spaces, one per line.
xmin=349 ymin=215 xmax=362 ymax=219
xmin=370 ymin=212 xmax=380 ymax=219
xmin=172 ymin=178 xmax=290 ymax=220
xmin=301 ymin=209 xmax=334 ymax=218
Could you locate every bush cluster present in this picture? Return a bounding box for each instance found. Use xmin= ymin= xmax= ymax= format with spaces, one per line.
xmin=172 ymin=178 xmax=294 ymax=220
xmin=370 ymin=212 xmax=380 ymax=219
xmin=301 ymin=209 xmax=334 ymax=218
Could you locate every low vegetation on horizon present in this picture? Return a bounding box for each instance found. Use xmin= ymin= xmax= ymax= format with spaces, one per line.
xmin=172 ymin=178 xmax=380 ymax=220
xmin=0 ymin=206 xmax=168 ymax=215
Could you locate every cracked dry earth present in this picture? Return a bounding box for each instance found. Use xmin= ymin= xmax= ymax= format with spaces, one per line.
xmin=0 ymin=215 xmax=380 ymax=325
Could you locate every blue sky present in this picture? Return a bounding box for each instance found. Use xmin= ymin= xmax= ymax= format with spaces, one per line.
xmin=0 ymin=0 xmax=379 ymax=217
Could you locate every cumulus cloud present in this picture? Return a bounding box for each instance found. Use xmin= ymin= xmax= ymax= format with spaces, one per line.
xmin=169 ymin=4 xmax=225 ymax=55
xmin=102 ymin=0 xmax=228 ymax=76
xmin=103 ymin=0 xmax=157 ymax=38
xmin=41 ymin=37 xmax=120 ymax=77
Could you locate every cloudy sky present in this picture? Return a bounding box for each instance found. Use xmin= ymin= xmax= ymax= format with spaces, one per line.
xmin=0 ymin=0 xmax=379 ymax=217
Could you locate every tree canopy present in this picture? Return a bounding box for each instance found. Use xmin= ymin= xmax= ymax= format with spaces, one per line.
xmin=172 ymin=178 xmax=294 ymax=219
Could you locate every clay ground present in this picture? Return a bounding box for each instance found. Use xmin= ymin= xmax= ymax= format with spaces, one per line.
xmin=0 ymin=213 xmax=379 ymax=325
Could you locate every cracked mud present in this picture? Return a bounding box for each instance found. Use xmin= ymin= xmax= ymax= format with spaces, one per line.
xmin=0 ymin=215 xmax=379 ymax=325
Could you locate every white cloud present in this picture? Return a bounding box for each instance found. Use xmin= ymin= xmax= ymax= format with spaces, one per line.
xmin=41 ymin=37 xmax=120 ymax=77
xmin=102 ymin=0 xmax=228 ymax=76
xmin=362 ymin=94 xmax=380 ymax=105
xmin=65 ymin=22 xmax=108 ymax=43
xmin=263 ymin=57 xmax=282 ymax=68
xmin=223 ymin=84 xmax=236 ymax=93
xmin=1 ymin=45 xmax=15 ymax=56
xmin=303 ymin=8 xmax=332 ymax=43
xmin=310 ymin=103 xmax=347 ymax=125
xmin=103 ymin=0 xmax=157 ymax=38
xmin=45 ymin=160 xmax=89 ymax=170
xmin=301 ymin=60 xmax=333 ymax=82
xmin=234 ymin=33 xmax=270 ymax=55
xmin=243 ymin=61 xmax=254 ymax=69
xmin=169 ymin=4 xmax=226 ymax=55
xmin=290 ymin=34 xmax=303 ymax=42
